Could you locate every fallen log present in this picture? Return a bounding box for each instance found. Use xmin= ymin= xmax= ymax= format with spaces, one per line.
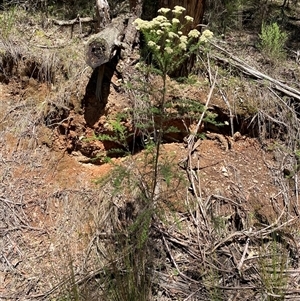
xmin=85 ymin=15 xmax=127 ymax=100
xmin=85 ymin=16 xmax=126 ymax=69
xmin=83 ymin=0 xmax=140 ymax=117
xmin=210 ymin=42 xmax=300 ymax=102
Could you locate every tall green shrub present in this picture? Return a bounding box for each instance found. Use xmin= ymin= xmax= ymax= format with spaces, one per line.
xmin=259 ymin=22 xmax=288 ymax=61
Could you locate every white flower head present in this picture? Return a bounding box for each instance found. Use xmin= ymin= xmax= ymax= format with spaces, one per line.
xmin=172 ymin=5 xmax=186 ymax=14
xmin=172 ymin=18 xmax=180 ymax=24
xmin=202 ymin=29 xmax=214 ymax=39
xmin=133 ymin=18 xmax=142 ymax=24
xmin=199 ymin=35 xmax=208 ymax=43
xmin=156 ymin=29 xmax=163 ymax=35
xmin=165 ymin=47 xmax=173 ymax=54
xmin=154 ymin=15 xmax=168 ymax=23
xmin=133 ymin=18 xmax=146 ymax=30
xmin=168 ymin=32 xmax=179 ymax=39
xmin=160 ymin=21 xmax=172 ymax=28
xmin=180 ymin=35 xmax=188 ymax=43
xmin=199 ymin=30 xmax=214 ymax=43
xmin=188 ymin=29 xmax=200 ymax=38
xmin=135 ymin=18 xmax=155 ymax=30
xmin=151 ymin=19 xmax=160 ymax=26
xmin=185 ymin=15 xmax=194 ymax=22
xmin=158 ymin=7 xmax=171 ymax=14
xmin=148 ymin=41 xmax=156 ymax=47
xmin=178 ymin=42 xmax=187 ymax=51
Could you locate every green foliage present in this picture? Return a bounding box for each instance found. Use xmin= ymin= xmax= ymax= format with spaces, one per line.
xmin=106 ymin=236 xmax=152 ymax=301
xmin=96 ymin=163 xmax=154 ymax=301
xmin=204 ymin=255 xmax=223 ymax=301
xmin=176 ymin=74 xmax=199 ymax=84
xmin=212 ymin=215 xmax=228 ymax=237
xmin=54 ymin=253 xmax=82 ymax=301
xmin=0 ymin=5 xmax=16 ymax=39
xmin=160 ymin=161 xmax=173 ymax=186
xmin=171 ymin=98 xmax=220 ymax=123
xmin=206 ymin=0 xmax=247 ymax=35
xmin=170 ymin=98 xmax=206 ymax=115
xmin=45 ymin=0 xmax=94 ymax=19
xmin=96 ymin=113 xmax=130 ymax=151
xmin=258 ymin=236 xmax=289 ymax=301
xmin=129 ymin=206 xmax=153 ymax=249
xmin=259 ymin=22 xmax=288 ymax=61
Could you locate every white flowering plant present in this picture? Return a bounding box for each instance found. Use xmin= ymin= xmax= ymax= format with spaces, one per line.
xmin=134 ymin=5 xmax=213 ymax=75
xmin=129 ymin=7 xmax=214 ymax=200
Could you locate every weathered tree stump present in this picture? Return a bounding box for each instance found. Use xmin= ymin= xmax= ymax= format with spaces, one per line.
xmin=83 ymin=0 xmax=140 ymax=125
xmin=85 ymin=16 xmax=126 ymax=69
xmin=85 ymin=15 xmax=126 ymax=102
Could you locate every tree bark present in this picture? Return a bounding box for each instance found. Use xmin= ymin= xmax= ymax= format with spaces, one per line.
xmin=160 ymin=0 xmax=205 ymax=30
xmin=131 ymin=0 xmax=206 ymax=30
xmin=53 ymin=16 xmax=94 ymax=26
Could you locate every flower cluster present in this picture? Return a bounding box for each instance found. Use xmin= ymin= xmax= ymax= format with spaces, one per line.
xmin=200 ymin=29 xmax=214 ymax=43
xmin=172 ymin=5 xmax=186 ymax=16
xmin=133 ymin=6 xmax=213 ymax=74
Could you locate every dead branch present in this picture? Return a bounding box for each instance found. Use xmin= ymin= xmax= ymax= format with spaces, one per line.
xmin=180 ymin=68 xmax=218 ymax=165
xmin=162 ymin=235 xmax=199 ymax=284
xmin=53 ymin=16 xmax=94 ymax=26
xmin=211 ymin=42 xmax=300 ymax=101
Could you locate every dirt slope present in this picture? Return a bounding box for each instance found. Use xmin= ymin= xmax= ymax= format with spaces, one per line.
xmin=1 ymin=75 xmax=299 ymax=300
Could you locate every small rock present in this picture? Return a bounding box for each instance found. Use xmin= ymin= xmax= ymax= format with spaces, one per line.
xmin=221 ymin=166 xmax=228 ymax=173
xmin=221 ymin=166 xmax=229 ymax=177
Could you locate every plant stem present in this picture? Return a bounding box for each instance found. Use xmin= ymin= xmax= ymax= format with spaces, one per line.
xmin=151 ymin=72 xmax=167 ymax=202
